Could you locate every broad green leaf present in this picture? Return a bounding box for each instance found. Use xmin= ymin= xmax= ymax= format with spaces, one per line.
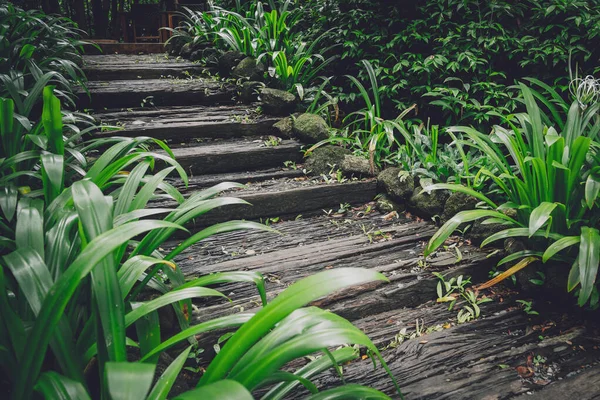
xmin=35 ymin=372 xmax=91 ymax=400
xmin=105 ymin=362 xmax=155 ymax=400
xmin=578 ymin=227 xmax=600 ymax=306
xmin=13 ymin=219 xmax=184 ymax=400
xmin=199 ymin=268 xmax=389 ymax=386
xmin=425 ymin=210 xmax=518 ymax=256
xmin=174 ymin=380 xmax=253 ymax=400
xmin=542 ymin=236 xmax=580 ymax=263
xmin=585 ymin=173 xmax=600 ymax=209
xmin=528 ymin=202 xmax=557 ymax=237
xmin=263 ymin=347 xmax=358 ymax=400
xmin=73 ymin=180 xmax=126 ymax=365
xmin=141 ymin=313 xmax=254 ymax=362
xmin=41 ymin=86 xmax=64 ymax=156
xmin=125 ymin=287 xmax=227 ymax=327
xmin=166 ymin=220 xmax=277 ymax=261
xmin=307 ymin=385 xmax=392 ymax=400
xmin=178 ymin=271 xmax=267 ymax=306
xmin=3 ymin=248 xmax=83 ymax=384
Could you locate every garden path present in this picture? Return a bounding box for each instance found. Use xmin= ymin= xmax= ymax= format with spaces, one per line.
xmin=82 ymin=54 xmax=600 ymax=399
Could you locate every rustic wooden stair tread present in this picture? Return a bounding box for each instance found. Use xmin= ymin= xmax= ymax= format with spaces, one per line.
xmin=92 ymin=104 xmax=280 ymax=140
xmin=78 ymin=78 xmax=235 ymax=109
xmin=155 ymin=177 xmax=379 ymax=228
xmin=84 ymin=54 xmax=205 ymax=80
xmin=166 ymin=138 xmax=303 ymax=175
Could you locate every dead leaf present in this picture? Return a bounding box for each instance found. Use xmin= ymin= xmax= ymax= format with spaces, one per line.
xmin=516 ymin=365 xmax=534 ymax=378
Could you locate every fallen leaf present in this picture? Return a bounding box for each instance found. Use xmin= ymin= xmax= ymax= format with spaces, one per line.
xmin=516 ymin=366 xmax=534 ymax=378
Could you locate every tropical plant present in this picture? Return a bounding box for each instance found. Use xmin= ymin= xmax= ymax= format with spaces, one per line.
xmin=1 ymin=88 xmax=402 ymax=398
xmin=424 ymin=82 xmax=600 ymax=307
xmin=0 ymin=3 xmax=90 ymax=113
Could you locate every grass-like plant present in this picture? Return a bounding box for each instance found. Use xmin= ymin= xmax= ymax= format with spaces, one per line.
xmin=0 ymin=4 xmax=90 ymax=113
xmin=1 ymin=88 xmax=403 ymax=399
xmin=424 ymin=82 xmax=600 ymax=307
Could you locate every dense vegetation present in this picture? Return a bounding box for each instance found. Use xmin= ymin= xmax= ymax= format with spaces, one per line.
xmin=170 ymin=0 xmax=599 ymax=307
xmin=0 ymin=4 xmax=401 ymax=399
xmin=1 ymin=0 xmax=599 ymax=398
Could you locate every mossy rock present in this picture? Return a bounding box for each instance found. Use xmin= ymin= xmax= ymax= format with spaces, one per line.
xmin=377 ymin=167 xmax=415 ymax=202
xmin=292 ymin=113 xmax=329 ymax=143
xmin=179 ymin=42 xmax=193 ymax=58
xmin=441 ymin=191 xmax=479 ymax=223
xmin=409 ymin=187 xmax=450 ymax=219
xmin=232 ymin=57 xmax=265 ymax=81
xmin=341 ymin=154 xmax=377 ymax=177
xmin=305 ymin=145 xmax=351 ymax=176
xmin=218 ymin=50 xmax=244 ymax=77
xmin=240 ymin=81 xmax=263 ymax=103
xmin=376 ymin=194 xmax=405 ymax=213
xmin=272 ymin=117 xmax=293 ymax=138
xmin=260 ymin=88 xmax=297 ymax=115
xmin=468 ymin=220 xmax=507 ymax=245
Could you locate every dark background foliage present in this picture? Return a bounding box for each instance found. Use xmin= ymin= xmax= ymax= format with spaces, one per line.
xmin=294 ymin=0 xmax=600 ymax=125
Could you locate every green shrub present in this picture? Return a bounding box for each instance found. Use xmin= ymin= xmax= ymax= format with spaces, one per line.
xmin=0 ymin=3 xmax=90 ymax=113
xmin=424 ymin=82 xmax=600 ymax=307
xmin=1 ymin=88 xmax=401 ymax=399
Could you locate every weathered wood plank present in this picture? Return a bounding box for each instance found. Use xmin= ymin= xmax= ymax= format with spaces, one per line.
xmin=78 ymin=79 xmax=235 ymax=109
xmin=523 ymin=365 xmax=600 ymax=399
xmin=92 ymin=104 xmax=279 ymax=141
xmin=167 ymin=138 xmax=302 ymax=175
xmin=179 ymin=179 xmax=378 ymax=227
xmin=84 ymin=54 xmax=204 ymax=80
xmin=293 ymin=309 xmax=600 ymax=399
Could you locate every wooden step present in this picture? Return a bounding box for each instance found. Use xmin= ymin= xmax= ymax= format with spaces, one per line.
xmin=168 ymin=138 xmax=303 ymax=175
xmin=303 ymin=306 xmax=600 ymax=399
xmin=78 ymin=78 xmax=235 ymax=109
xmin=160 ymin=177 xmax=379 ymax=228
xmin=83 ymin=54 xmax=206 ymax=80
xmin=167 ymin=207 xmax=600 ymax=398
xmin=92 ymin=105 xmax=279 ymax=141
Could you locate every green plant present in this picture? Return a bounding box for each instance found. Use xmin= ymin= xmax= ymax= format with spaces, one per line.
xmin=425 ymin=82 xmax=600 ymax=307
xmin=516 ymin=299 xmax=540 ymax=315
xmin=1 ymin=87 xmax=402 ymax=399
xmin=434 ymin=273 xmax=492 ymax=323
xmin=0 ymin=4 xmax=91 ymax=113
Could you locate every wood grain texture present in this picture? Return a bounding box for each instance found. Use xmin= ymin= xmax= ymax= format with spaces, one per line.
xmin=78 ymin=78 xmax=235 ymax=109
xmin=92 ymin=104 xmax=280 ymax=140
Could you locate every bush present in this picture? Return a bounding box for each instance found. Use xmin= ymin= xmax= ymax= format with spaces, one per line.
xmin=424 ymin=81 xmax=600 ymax=307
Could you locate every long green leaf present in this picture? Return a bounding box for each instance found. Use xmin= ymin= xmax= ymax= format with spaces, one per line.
xmin=147 ymin=346 xmax=193 ymax=400
xmin=13 ymin=219 xmax=184 ymax=400
xmin=577 ymin=227 xmax=600 ymax=306
xmin=199 ymin=268 xmax=388 ymax=386
xmin=174 ymin=380 xmax=253 ymax=400
xmin=34 ymin=372 xmax=91 ymax=400
xmin=105 ymin=362 xmax=156 ymax=400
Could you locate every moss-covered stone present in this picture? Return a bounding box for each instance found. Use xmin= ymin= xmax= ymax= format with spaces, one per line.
xmin=232 ymin=57 xmax=265 ymax=81
xmin=377 ymin=167 xmax=415 ymax=202
xmin=292 ymin=113 xmax=329 ymax=143
xmin=341 ymin=154 xmax=377 ymax=177
xmin=272 ymin=117 xmax=293 ymax=138
xmin=218 ymin=50 xmax=244 ymax=77
xmin=240 ymin=81 xmax=263 ymax=103
xmin=260 ymin=88 xmax=297 ymax=115
xmin=179 ymin=42 xmax=193 ymax=58
xmin=305 ymin=145 xmax=351 ymax=175
xmin=441 ymin=191 xmax=479 ymax=223
xmin=409 ymin=187 xmax=450 ymax=219
xmin=376 ymin=194 xmax=405 ymax=213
